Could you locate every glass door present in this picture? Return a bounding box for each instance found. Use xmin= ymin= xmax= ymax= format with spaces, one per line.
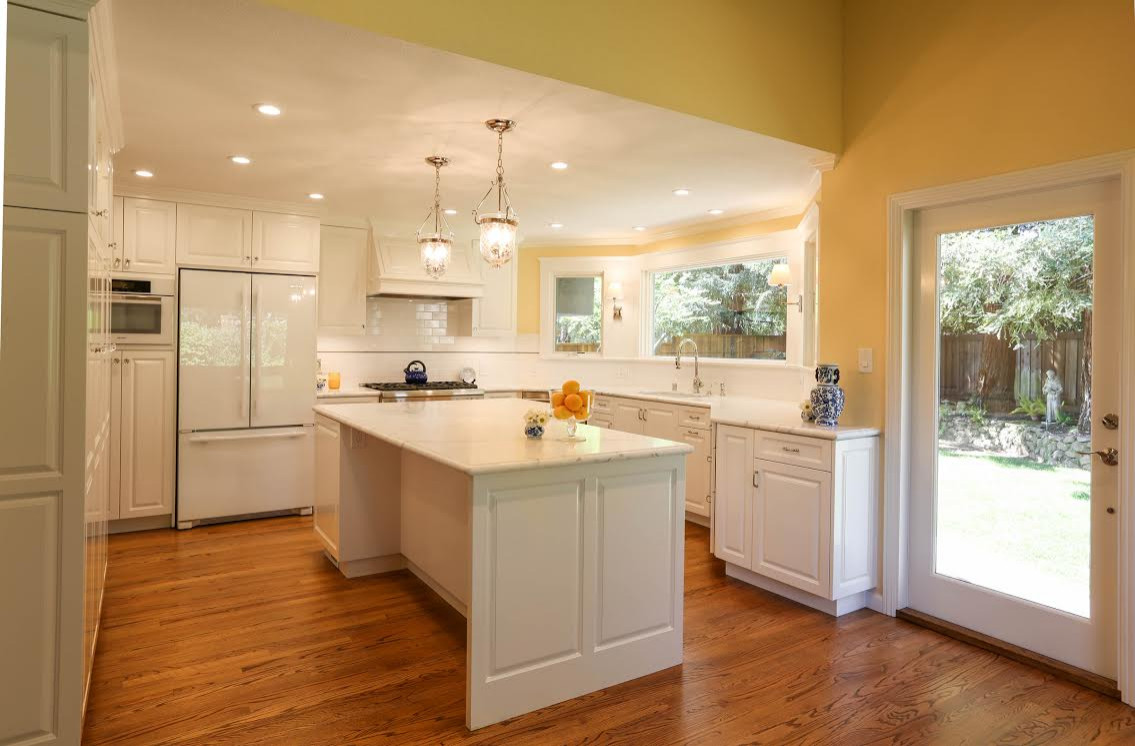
xmin=909 ymin=181 xmax=1120 ymax=677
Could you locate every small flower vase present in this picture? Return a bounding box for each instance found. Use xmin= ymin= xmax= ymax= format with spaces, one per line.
xmin=810 ymin=363 xmax=845 ymax=427
xmin=524 ymin=423 xmax=545 ymax=439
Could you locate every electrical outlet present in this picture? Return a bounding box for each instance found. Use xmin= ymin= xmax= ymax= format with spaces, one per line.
xmin=858 ymin=348 xmax=874 ymax=373
xmin=615 ymin=366 xmax=630 ymax=381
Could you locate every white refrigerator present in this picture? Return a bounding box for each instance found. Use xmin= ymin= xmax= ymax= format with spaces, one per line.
xmin=176 ymin=269 xmax=317 ymax=528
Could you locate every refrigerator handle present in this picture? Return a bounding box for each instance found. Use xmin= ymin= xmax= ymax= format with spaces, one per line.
xmin=251 ymin=282 xmax=260 ymax=419
xmin=241 ymin=281 xmax=250 ymax=420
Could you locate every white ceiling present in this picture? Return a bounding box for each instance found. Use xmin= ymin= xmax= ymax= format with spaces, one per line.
xmin=111 ymin=0 xmax=830 ymax=245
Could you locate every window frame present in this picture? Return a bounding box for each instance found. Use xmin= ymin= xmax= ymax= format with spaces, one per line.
xmin=640 ymin=249 xmax=795 ymax=364
xmin=539 ymin=257 xmax=611 ymax=358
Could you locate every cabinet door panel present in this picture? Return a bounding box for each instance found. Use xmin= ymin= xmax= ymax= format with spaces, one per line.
xmin=681 ymin=427 xmax=710 ymax=517
xmin=752 ymin=459 xmax=831 ymax=597
xmin=5 ymin=6 xmax=88 ymax=212
xmin=610 ymin=399 xmax=644 ymax=434
xmin=472 ymin=251 xmax=517 ymax=336
xmin=253 ymin=212 xmax=319 ymax=273
xmin=176 ymin=204 xmax=252 ymax=269
xmin=122 ymin=198 xmax=176 ymax=274
xmin=317 ymin=225 xmax=367 ymax=335
xmin=641 ymin=403 xmax=679 ymax=440
xmin=713 ymin=425 xmax=752 ymax=566
xmin=119 ymin=350 xmax=175 ymax=518
xmin=108 ymin=353 xmax=122 ymax=520
xmin=314 ymin=416 xmax=341 ymax=560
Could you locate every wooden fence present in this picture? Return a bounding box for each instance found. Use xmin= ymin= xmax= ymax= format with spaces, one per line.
xmin=655 ymin=333 xmax=786 ymax=360
xmin=940 ymin=332 xmax=1083 ymax=408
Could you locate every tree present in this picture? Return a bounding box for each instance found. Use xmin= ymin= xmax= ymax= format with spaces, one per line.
xmin=939 ymin=216 xmax=1093 ymax=425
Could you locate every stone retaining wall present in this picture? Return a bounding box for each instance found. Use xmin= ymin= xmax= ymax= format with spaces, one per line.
xmin=939 ymin=415 xmax=1090 ymax=469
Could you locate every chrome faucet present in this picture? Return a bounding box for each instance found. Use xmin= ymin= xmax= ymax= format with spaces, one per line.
xmin=675 ymin=338 xmax=702 ymax=394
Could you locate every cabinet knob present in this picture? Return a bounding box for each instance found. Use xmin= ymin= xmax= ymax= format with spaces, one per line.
xmin=124 ymin=258 xmax=131 ymax=268
xmin=113 ymin=257 xmax=120 ymax=268
xmin=109 ymin=242 xmax=117 ymax=249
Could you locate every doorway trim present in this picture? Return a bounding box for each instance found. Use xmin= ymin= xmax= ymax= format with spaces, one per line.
xmin=883 ymin=150 xmax=1135 ymax=704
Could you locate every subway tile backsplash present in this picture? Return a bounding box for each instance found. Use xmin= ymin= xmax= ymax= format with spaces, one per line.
xmin=365 ymin=297 xmax=465 ymax=344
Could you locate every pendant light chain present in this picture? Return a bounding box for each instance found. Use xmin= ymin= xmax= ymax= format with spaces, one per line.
xmin=496 ymin=130 xmax=505 ymax=211
xmin=433 ymin=160 xmax=442 ymax=233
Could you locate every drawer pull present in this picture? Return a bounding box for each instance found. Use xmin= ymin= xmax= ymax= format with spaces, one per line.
xmin=753 ymin=470 xmax=760 ymax=488
xmin=687 ymin=429 xmax=702 ymax=437
xmin=782 ymin=446 xmax=801 ymax=454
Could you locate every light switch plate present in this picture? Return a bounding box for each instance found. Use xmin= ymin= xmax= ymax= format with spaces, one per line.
xmin=857 ymin=347 xmax=874 ymax=373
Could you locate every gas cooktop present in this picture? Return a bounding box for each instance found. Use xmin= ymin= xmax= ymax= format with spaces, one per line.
xmin=361 ymin=381 xmax=478 ymax=391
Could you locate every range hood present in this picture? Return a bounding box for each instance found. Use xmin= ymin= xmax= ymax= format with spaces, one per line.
xmin=367 ymin=234 xmax=485 ymax=299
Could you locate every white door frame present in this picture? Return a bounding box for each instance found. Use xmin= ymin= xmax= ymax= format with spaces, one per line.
xmin=882 ymin=150 xmax=1135 ymax=703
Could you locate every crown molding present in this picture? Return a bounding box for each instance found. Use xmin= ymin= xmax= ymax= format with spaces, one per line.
xmin=14 ymin=0 xmax=96 ymax=20
xmin=112 ymin=183 xmax=326 ymax=217
xmin=809 ymin=154 xmax=839 ymax=173
xmin=636 ymin=203 xmax=805 ymax=245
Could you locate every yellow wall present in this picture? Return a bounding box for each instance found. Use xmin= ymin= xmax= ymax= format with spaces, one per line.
xmin=820 ymin=0 xmax=1135 ymax=427
xmin=517 ymin=213 xmax=804 ymax=334
xmin=259 ymin=0 xmax=843 ymax=153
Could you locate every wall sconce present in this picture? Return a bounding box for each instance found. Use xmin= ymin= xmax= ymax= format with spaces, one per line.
xmin=608 ymin=281 xmax=624 ymax=320
xmin=767 ymin=264 xmax=803 ymax=311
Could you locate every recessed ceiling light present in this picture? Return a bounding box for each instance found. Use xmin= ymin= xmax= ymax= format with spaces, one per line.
xmin=134 ymin=169 xmax=154 ymax=178
xmin=707 ymin=208 xmax=724 ymax=215
xmin=672 ymin=188 xmax=690 ymax=196
xmin=633 ymin=225 xmax=647 ymax=232
xmin=549 ymin=222 xmax=564 ymax=229
xmin=549 ymin=161 xmax=569 ymax=170
xmin=443 ymin=208 xmax=458 ymax=216
xmin=254 ymin=103 xmax=282 ymax=117
xmin=307 ymin=193 xmax=324 ymax=200
xmin=229 ymin=155 xmax=252 ymax=165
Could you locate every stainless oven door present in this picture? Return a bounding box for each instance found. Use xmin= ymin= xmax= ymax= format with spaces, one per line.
xmin=110 ymin=293 xmax=175 ymax=345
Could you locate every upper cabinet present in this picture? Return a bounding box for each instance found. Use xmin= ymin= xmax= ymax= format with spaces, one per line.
xmin=175 ymin=203 xmax=253 ymax=269
xmin=252 ymin=212 xmax=320 ymax=273
xmin=317 ymin=225 xmax=368 ymax=335
xmin=121 ymin=198 xmax=176 ymax=275
xmin=5 ymin=6 xmax=89 ymax=212
xmin=472 ymin=243 xmax=517 ymax=337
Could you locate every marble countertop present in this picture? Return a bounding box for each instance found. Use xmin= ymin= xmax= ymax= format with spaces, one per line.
xmin=477 ymin=384 xmax=879 ymax=440
xmin=312 ymin=398 xmax=693 ymax=475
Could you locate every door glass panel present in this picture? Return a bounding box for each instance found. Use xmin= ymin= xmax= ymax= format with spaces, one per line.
xmin=936 ymin=215 xmax=1093 ymax=617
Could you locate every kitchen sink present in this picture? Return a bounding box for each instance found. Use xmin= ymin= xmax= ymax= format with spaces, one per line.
xmin=638 ymin=390 xmax=711 ymax=399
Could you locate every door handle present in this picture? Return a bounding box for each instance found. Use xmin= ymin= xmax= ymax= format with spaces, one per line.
xmin=1078 ymin=448 xmax=1119 ymax=466
xmin=752 ymin=470 xmax=760 ymax=488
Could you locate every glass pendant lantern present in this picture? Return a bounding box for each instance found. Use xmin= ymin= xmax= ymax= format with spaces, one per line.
xmin=473 ymin=119 xmax=519 ymax=268
xmin=417 ymin=156 xmax=453 ymax=279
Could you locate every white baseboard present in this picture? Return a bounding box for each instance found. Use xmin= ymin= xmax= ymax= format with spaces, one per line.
xmin=406 ymin=559 xmax=469 ymax=618
xmin=109 ymin=514 xmax=173 ymax=534
xmin=724 ymin=562 xmax=873 ymax=617
xmin=684 ymin=511 xmax=710 ymax=528
xmin=338 ymin=553 xmax=405 ymax=579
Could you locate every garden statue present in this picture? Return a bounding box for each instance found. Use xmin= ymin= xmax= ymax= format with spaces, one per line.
xmin=1042 ymin=369 xmax=1063 ymax=426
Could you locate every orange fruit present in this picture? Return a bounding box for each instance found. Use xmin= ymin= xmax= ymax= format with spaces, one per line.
xmin=551 ymin=392 xmax=565 ymax=407
xmin=562 ymin=380 xmax=581 ymax=396
xmin=564 ymin=393 xmax=583 ymax=411
xmin=575 ymin=406 xmax=590 ymax=421
xmin=553 ymin=405 xmax=572 ymax=420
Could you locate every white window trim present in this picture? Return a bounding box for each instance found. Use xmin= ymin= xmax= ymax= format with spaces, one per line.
xmin=539 ymin=256 xmax=614 ymax=358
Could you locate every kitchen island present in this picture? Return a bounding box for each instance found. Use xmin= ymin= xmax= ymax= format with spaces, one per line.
xmin=312 ymin=398 xmax=691 ymax=729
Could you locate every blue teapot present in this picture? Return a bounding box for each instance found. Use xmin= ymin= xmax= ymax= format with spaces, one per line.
xmin=404 ymin=360 xmax=428 ymax=384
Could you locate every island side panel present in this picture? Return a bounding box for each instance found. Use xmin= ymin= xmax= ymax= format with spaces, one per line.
xmin=400 ymin=449 xmax=472 ymax=616
xmin=338 ymin=428 xmax=403 ymax=577
xmin=466 ymin=454 xmax=685 ymax=730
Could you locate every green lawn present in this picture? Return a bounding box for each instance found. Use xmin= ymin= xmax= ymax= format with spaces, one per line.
xmin=935 ymin=448 xmax=1090 ymax=617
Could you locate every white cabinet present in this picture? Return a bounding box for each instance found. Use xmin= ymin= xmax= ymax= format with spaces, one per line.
xmin=5 ymin=5 xmax=89 ymax=212
xmin=611 ymin=399 xmax=646 ymax=433
xmin=176 ymin=203 xmax=253 ymax=269
xmin=641 ymin=402 xmax=680 ymax=440
xmin=121 ymin=198 xmax=176 ymax=275
xmin=253 ymin=211 xmax=320 ymax=273
xmin=713 ymin=424 xmax=879 ymax=615
xmin=314 ymin=414 xmax=341 ymax=561
xmin=679 ymin=426 xmax=712 ymax=517
xmin=369 ymin=235 xmax=483 ymax=297
xmin=713 ymin=425 xmax=753 ymax=567
xmin=752 ymin=459 xmax=831 ymax=597
xmin=109 ymin=349 xmax=175 ymax=520
xmin=318 ymin=225 xmax=368 ymax=335
xmin=472 ymin=249 xmax=517 ymax=336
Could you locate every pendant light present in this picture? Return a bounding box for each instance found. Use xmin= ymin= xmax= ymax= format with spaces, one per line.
xmin=473 ymin=118 xmax=519 ymax=268
xmin=417 ymin=156 xmax=453 ymax=278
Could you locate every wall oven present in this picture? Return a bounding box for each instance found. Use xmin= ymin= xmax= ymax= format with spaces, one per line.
xmin=110 ymin=276 xmax=175 ymax=346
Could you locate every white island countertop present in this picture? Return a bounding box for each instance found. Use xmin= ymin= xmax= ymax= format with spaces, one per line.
xmin=313 ymin=397 xmax=692 ymax=475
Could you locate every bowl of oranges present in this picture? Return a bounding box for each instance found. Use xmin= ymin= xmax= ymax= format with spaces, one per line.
xmin=550 ymin=380 xmax=592 ymax=441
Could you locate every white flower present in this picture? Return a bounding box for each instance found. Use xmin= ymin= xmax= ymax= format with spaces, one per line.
xmin=524 ymin=408 xmax=548 ymax=425
xmin=800 ymin=400 xmax=813 ymax=413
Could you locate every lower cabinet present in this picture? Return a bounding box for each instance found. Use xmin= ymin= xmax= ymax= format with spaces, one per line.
xmin=314 ymin=414 xmax=341 ymax=561
xmin=109 ymin=348 xmax=175 ymax=521
xmin=594 ymin=394 xmax=712 ymax=518
xmin=713 ymin=423 xmax=879 ymax=615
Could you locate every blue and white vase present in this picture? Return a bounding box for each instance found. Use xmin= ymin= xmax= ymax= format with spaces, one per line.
xmin=524 ymin=423 xmax=545 ymax=439
xmin=810 ymin=363 xmax=845 ymax=427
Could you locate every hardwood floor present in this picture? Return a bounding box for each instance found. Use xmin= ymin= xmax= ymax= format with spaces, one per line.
xmin=84 ymin=518 xmax=1135 ymax=745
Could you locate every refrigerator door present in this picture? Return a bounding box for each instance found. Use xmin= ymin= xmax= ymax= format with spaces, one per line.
xmin=178 ymin=270 xmax=251 ymax=432
xmin=251 ymin=273 xmax=317 ymax=428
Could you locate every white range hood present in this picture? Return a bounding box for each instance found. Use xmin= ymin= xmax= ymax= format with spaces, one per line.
xmin=367 ymin=233 xmax=485 ymax=299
